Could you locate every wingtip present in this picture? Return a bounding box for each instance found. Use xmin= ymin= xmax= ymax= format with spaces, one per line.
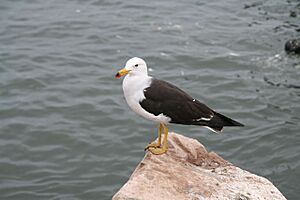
xmin=234 ymin=121 xmax=245 ymax=127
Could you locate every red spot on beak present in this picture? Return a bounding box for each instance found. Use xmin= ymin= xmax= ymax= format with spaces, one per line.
xmin=115 ymin=72 xmax=121 ymax=79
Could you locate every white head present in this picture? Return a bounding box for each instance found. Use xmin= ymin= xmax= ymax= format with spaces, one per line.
xmin=115 ymin=57 xmax=148 ymax=78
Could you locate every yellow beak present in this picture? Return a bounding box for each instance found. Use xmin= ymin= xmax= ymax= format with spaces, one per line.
xmin=115 ymin=68 xmax=130 ymax=79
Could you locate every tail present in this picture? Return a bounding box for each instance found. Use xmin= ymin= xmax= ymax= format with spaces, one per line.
xmin=194 ymin=112 xmax=244 ymax=133
xmin=214 ymin=112 xmax=244 ymax=127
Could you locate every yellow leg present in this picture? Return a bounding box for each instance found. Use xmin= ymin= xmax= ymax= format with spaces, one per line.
xmin=158 ymin=123 xmax=162 ymax=145
xmin=148 ymin=123 xmax=168 ymax=155
xmin=144 ymin=123 xmax=162 ymax=150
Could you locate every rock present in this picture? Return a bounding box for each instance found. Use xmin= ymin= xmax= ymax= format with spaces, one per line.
xmin=285 ymin=39 xmax=300 ymax=54
xmin=112 ymin=132 xmax=286 ymax=200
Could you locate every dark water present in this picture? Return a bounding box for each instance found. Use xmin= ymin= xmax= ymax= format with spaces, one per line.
xmin=0 ymin=0 xmax=299 ymax=199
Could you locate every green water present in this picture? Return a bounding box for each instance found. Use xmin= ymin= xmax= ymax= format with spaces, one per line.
xmin=0 ymin=0 xmax=299 ymax=199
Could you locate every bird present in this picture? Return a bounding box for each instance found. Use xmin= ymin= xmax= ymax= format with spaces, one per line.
xmin=115 ymin=57 xmax=244 ymax=155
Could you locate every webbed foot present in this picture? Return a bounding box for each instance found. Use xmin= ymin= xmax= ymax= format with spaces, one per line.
xmin=148 ymin=146 xmax=168 ymax=155
xmin=144 ymin=141 xmax=161 ymax=151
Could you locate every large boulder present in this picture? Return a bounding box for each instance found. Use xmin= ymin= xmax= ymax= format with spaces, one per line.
xmin=113 ymin=132 xmax=286 ymax=200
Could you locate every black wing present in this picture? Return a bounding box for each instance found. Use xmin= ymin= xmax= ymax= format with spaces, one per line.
xmin=139 ymin=79 xmax=214 ymax=124
xmin=140 ymin=79 xmax=244 ymax=131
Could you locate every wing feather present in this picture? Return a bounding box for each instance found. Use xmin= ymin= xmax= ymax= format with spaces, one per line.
xmin=139 ymin=79 xmax=214 ymax=124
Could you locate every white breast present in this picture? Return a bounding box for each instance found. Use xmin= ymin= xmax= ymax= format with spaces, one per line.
xmin=122 ymin=74 xmax=171 ymax=124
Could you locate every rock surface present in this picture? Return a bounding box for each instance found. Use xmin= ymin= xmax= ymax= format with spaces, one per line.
xmin=112 ymin=132 xmax=286 ymax=200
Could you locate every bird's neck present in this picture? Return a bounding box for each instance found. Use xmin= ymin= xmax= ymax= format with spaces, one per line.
xmin=123 ymin=74 xmax=152 ymax=97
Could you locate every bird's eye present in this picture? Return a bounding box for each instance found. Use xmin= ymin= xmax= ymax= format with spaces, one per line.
xmin=134 ymin=64 xmax=138 ymax=67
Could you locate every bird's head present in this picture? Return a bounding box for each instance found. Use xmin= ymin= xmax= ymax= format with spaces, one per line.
xmin=115 ymin=57 xmax=148 ymax=78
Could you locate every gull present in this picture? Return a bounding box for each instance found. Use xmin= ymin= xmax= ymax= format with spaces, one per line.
xmin=115 ymin=57 xmax=244 ymax=155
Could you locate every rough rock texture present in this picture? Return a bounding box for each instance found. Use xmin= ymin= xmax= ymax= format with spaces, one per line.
xmin=113 ymin=132 xmax=286 ymax=200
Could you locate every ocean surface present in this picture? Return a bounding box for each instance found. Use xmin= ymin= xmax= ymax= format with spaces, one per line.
xmin=0 ymin=0 xmax=299 ymax=199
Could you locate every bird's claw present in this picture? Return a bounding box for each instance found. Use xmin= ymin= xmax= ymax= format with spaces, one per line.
xmin=147 ymin=146 xmax=168 ymax=155
xmin=144 ymin=141 xmax=160 ymax=151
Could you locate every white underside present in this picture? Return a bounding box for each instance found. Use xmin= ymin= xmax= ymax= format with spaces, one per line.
xmin=122 ymin=74 xmax=171 ymax=124
xmin=203 ymin=126 xmax=222 ymax=133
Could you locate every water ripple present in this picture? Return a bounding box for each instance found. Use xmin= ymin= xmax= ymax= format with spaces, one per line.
xmin=0 ymin=0 xmax=299 ymax=200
